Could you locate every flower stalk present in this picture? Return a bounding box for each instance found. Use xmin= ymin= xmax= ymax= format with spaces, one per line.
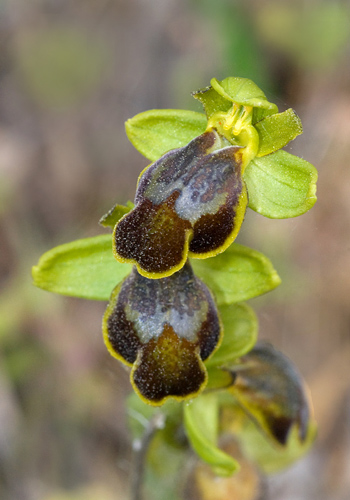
xmin=32 ymin=76 xmax=318 ymax=497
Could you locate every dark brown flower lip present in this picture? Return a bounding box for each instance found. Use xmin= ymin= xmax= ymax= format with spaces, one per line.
xmin=131 ymin=326 xmax=208 ymax=405
xmin=103 ymin=262 xmax=223 ymax=405
xmin=113 ymin=129 xmax=247 ymax=279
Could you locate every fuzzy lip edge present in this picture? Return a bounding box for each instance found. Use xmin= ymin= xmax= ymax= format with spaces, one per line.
xmin=102 ymin=267 xmax=224 ymax=406
xmin=112 ymin=183 xmax=248 ymax=278
xmin=112 ymin=216 xmax=193 ymax=279
xmin=130 ymin=347 xmax=209 ymax=407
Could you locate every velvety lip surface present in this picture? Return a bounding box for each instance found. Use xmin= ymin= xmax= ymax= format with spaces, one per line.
xmin=103 ymin=262 xmax=222 ymax=405
xmin=114 ymin=129 xmax=247 ymax=279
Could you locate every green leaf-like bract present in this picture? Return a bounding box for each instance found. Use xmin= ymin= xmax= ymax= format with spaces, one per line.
xmin=206 ymin=303 xmax=258 ymax=368
xmin=32 ymin=235 xmax=132 ymax=300
xmin=125 ymin=109 xmax=207 ymax=163
xmin=184 ymin=394 xmax=239 ymax=476
xmin=32 ymin=236 xmax=281 ymax=303
xmin=192 ymin=243 xmax=281 ymax=306
xmin=244 ymin=150 xmax=318 ymax=218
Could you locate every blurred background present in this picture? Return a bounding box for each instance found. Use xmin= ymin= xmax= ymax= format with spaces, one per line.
xmin=1 ymin=0 xmax=350 ymax=499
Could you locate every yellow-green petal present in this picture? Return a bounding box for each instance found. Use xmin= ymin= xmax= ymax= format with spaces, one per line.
xmin=256 ymin=108 xmax=303 ymax=157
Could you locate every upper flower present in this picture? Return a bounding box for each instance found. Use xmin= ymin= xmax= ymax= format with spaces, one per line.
xmin=113 ymin=129 xmax=247 ymax=279
xmin=125 ymin=77 xmax=317 ymax=222
xmin=112 ymin=77 xmax=317 ymax=279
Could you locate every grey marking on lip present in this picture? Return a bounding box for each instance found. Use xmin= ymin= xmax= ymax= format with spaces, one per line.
xmin=119 ymin=264 xmax=211 ymax=344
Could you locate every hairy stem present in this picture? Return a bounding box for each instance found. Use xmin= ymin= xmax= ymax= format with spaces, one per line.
xmin=130 ymin=412 xmax=165 ymax=500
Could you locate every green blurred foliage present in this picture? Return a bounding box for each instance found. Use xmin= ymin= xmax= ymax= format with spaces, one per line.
xmin=191 ymin=0 xmax=272 ymax=91
xmin=40 ymin=484 xmax=116 ymax=500
xmin=1 ymin=0 xmax=350 ymax=498
xmin=16 ymin=26 xmax=109 ymax=109
xmin=257 ymin=1 xmax=350 ymax=70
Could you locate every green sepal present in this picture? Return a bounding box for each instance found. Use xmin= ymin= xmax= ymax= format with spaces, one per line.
xmin=192 ymin=243 xmax=281 ymax=306
xmin=192 ymin=77 xmax=278 ymax=122
xmin=125 ymin=109 xmax=207 ymax=162
xmin=99 ymin=201 xmax=134 ymax=229
xmin=124 ymin=82 xmax=293 ymax=164
xmin=32 ymin=237 xmax=281 ymax=303
xmin=210 ymin=77 xmax=278 ymax=114
xmin=32 ymin=235 xmax=132 ymax=300
xmin=244 ymin=150 xmax=318 ymax=218
xmin=184 ymin=394 xmax=239 ymax=476
xmin=206 ymin=303 xmax=258 ymax=369
xmin=256 ymin=109 xmax=303 ymax=157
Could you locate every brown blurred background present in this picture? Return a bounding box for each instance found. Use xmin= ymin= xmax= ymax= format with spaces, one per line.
xmin=0 ymin=1 xmax=350 ymax=499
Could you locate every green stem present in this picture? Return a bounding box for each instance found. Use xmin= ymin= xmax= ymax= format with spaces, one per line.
xmin=130 ymin=412 xmax=165 ymax=500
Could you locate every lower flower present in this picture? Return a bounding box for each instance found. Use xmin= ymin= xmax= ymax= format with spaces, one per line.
xmin=227 ymin=342 xmax=311 ymax=445
xmin=103 ymin=261 xmax=222 ymax=405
